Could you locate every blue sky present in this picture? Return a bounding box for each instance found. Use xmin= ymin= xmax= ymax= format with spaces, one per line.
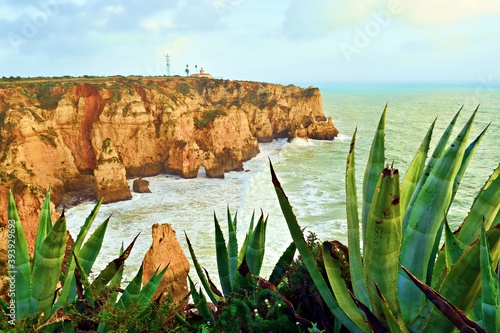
xmin=1 ymin=0 xmax=499 ymax=85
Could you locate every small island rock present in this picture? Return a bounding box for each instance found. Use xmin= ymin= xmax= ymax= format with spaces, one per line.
xmin=132 ymin=177 xmax=151 ymax=193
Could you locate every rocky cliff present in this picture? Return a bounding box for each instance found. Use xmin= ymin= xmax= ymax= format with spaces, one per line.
xmin=142 ymin=223 xmax=190 ymax=305
xmin=0 ymin=76 xmax=338 ymax=252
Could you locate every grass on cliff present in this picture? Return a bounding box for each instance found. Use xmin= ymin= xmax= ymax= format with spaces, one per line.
xmin=193 ymin=109 xmax=227 ymax=129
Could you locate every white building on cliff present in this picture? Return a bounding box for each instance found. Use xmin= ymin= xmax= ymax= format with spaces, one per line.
xmin=191 ymin=67 xmax=212 ymax=79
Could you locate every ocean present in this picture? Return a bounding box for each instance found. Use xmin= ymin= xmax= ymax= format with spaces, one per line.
xmin=65 ymin=83 xmax=500 ymax=284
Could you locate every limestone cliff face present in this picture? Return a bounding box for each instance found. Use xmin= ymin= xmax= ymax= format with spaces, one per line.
xmin=0 ymin=76 xmax=338 ymax=244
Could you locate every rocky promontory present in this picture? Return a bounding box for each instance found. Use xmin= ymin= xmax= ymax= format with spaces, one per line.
xmin=0 ymin=75 xmax=338 ymax=252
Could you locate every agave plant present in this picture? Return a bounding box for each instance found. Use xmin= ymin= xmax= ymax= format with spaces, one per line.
xmin=4 ymin=190 xmax=167 ymax=330
xmin=271 ymin=106 xmax=500 ymax=332
xmin=185 ymin=208 xmax=296 ymax=323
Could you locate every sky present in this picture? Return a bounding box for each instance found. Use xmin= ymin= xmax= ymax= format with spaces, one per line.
xmin=1 ymin=0 xmax=500 ymax=85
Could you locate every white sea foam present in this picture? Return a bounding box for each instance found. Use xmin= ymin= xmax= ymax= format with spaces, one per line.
xmin=65 ymin=85 xmax=500 ymax=286
xmin=335 ymin=133 xmax=351 ymax=142
xmin=289 ymin=137 xmax=314 ymax=147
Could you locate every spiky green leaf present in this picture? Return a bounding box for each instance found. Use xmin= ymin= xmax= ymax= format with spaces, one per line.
xmin=214 ymin=212 xmax=231 ymax=296
xmin=34 ymin=190 xmax=52 ymax=255
xmin=8 ymin=191 xmax=31 ymax=320
xmin=345 ymin=129 xmax=370 ymax=306
xmin=269 ymin=241 xmax=296 ymax=285
xmin=245 ymin=213 xmax=267 ymax=276
xmin=270 ymin=161 xmax=366 ymax=333
xmin=401 ymin=118 xmax=435 ymax=223
xmin=399 ymin=110 xmax=476 ymax=323
xmin=362 ymin=105 xmax=386 ymax=243
xmin=479 ymin=225 xmax=498 ymax=333
xmin=30 ymin=214 xmax=67 ymax=318
xmin=364 ymin=165 xmax=403 ymax=324
xmin=185 ymin=232 xmax=220 ymax=304
xmin=322 ymin=241 xmax=370 ymax=330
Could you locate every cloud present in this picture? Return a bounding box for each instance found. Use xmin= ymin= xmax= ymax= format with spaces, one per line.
xmin=403 ymin=0 xmax=500 ymax=26
xmin=282 ymin=0 xmax=500 ymax=39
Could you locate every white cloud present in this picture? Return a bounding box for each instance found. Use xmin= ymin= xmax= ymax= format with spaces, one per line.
xmin=283 ymin=0 xmax=500 ymax=38
xmin=104 ymin=5 xmax=124 ymax=14
xmin=403 ymin=1 xmax=500 ymax=25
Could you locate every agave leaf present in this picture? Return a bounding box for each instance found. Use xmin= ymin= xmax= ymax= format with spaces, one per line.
xmin=109 ymin=243 xmax=125 ymax=303
xmin=374 ymin=283 xmax=409 ymax=333
xmin=444 ymin=217 xmax=464 ymax=269
xmin=78 ymin=218 xmax=110 ymax=275
xmin=401 ymin=265 xmax=486 ymax=333
xmin=453 ymin=122 xmax=489 ymax=199
xmin=432 ymin=163 xmax=500 ymax=286
xmin=399 ymin=110 xmax=476 ymax=323
xmin=116 ymin=263 xmax=143 ymax=310
xmin=424 ymin=224 xmax=500 ymax=332
xmin=34 ymin=190 xmax=52 ymax=256
xmin=73 ymin=198 xmax=104 ymax=255
xmin=497 ymin=259 xmax=500 ymax=332
xmin=245 ymin=212 xmax=267 ymax=276
xmin=91 ymin=233 xmax=139 ymax=291
xmin=364 ymin=165 xmax=403 ymax=323
xmin=270 ymin=160 xmax=365 ymax=333
xmin=203 ymin=267 xmax=223 ymax=297
xmin=135 ymin=265 xmax=168 ymax=309
xmin=8 ymin=191 xmax=31 ymax=320
xmin=457 ymin=162 xmax=500 ymax=245
xmin=430 ymin=122 xmax=490 ymax=279
xmin=479 ymin=225 xmax=498 ymax=333
xmin=56 ymin=198 xmax=104 ymax=308
xmin=30 ymin=213 xmax=67 ymax=318
xmin=322 ymin=241 xmax=370 ymax=330
xmin=401 ymin=118 xmax=436 ymax=226
xmin=214 ymin=212 xmax=231 ymax=296
xmin=72 ymin=251 xmax=94 ymax=307
xmin=269 ymin=241 xmax=296 ymax=285
xmin=232 ymin=257 xmax=256 ymax=292
xmin=362 ymin=105 xmax=386 ymax=244
xmin=227 ymin=207 xmax=239 ymax=282
xmin=345 ymin=129 xmax=370 ymax=306
xmin=184 ymin=232 xmax=220 ymax=304
xmin=188 ymin=276 xmax=214 ymax=323
xmin=427 ymin=113 xmax=486 ymax=285
xmin=238 ymin=211 xmax=254 ymax=267
xmin=403 ymin=106 xmax=462 ymax=231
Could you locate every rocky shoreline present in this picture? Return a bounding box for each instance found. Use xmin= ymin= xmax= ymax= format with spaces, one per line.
xmin=0 ymin=76 xmax=338 ymax=253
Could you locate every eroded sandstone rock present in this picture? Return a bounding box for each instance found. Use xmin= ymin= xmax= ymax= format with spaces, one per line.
xmin=142 ymin=223 xmax=190 ymax=305
xmin=93 ymin=138 xmax=132 ymax=203
xmin=133 ymin=177 xmax=151 ymax=193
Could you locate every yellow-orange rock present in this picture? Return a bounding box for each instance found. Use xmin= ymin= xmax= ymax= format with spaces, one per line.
xmin=142 ymin=223 xmax=190 ymax=305
xmin=0 ymin=76 xmax=338 ymax=252
xmin=93 ymin=138 xmax=132 ymax=203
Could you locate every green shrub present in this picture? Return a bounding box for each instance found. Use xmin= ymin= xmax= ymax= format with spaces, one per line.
xmin=175 ymin=83 xmax=191 ymax=96
xmin=193 ymin=109 xmax=227 ymax=129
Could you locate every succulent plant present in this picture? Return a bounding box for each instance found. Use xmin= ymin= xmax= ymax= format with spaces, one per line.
xmin=271 ymin=106 xmax=500 ymax=332
xmin=4 ymin=190 xmax=166 ymax=331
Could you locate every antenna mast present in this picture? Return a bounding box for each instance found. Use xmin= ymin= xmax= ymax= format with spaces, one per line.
xmin=165 ymin=54 xmax=171 ymax=76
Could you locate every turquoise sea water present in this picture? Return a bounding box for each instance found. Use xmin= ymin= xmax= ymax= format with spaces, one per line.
xmin=65 ymin=83 xmax=500 ymax=283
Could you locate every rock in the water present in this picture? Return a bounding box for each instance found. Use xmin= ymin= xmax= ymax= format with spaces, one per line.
xmin=142 ymin=224 xmax=190 ymax=305
xmin=93 ymin=138 xmax=132 ymax=203
xmin=306 ymin=116 xmax=339 ymax=140
xmin=132 ymin=177 xmax=151 ymax=193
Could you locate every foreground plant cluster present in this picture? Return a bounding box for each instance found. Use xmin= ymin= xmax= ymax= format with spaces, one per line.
xmin=1 ymin=106 xmax=499 ymax=332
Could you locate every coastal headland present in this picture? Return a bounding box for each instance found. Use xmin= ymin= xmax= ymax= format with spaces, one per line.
xmin=0 ymin=75 xmax=338 ymax=253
